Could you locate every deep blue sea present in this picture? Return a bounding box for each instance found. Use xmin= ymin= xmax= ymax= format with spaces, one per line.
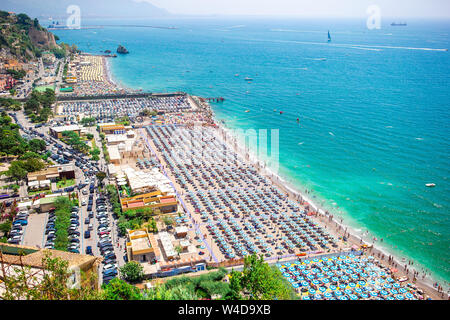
xmin=51 ymin=17 xmax=450 ymax=285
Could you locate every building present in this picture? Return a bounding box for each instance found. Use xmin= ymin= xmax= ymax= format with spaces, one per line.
xmin=120 ymin=190 xmax=178 ymax=214
xmin=27 ymin=165 xmax=75 ymax=183
xmin=125 ymin=229 xmax=161 ymax=263
xmin=0 ymin=243 xmax=103 ymax=294
xmin=27 ymin=167 xmax=59 ymax=183
xmin=37 ymin=196 xmax=58 ymax=212
xmin=49 ymin=124 xmax=81 ymax=139
xmin=99 ymin=123 xmax=126 ymax=135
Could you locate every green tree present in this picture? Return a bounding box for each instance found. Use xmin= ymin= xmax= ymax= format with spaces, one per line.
xmin=28 ymin=139 xmax=46 ymax=153
xmin=119 ymin=261 xmax=144 ymax=283
xmin=239 ymin=254 xmax=294 ymax=300
xmin=6 ymin=161 xmax=28 ymax=181
xmin=226 ymin=270 xmax=243 ymax=300
xmin=102 ymin=278 xmax=142 ymax=300
xmin=162 ymin=216 xmax=175 ymax=230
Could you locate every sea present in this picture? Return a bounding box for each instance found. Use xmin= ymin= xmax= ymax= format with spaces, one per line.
xmin=50 ymin=17 xmax=450 ymax=286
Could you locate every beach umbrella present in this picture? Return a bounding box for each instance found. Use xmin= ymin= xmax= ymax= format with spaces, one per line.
xmin=396 ymin=294 xmax=405 ymax=300
xmin=339 ymin=296 xmax=348 ymax=300
xmin=349 ymin=282 xmax=356 ymax=288
xmin=386 ymin=296 xmax=395 ymax=300
xmin=358 ymin=281 xmax=366 ymax=287
xmin=380 ymin=290 xmax=389 ymax=296
xmin=292 ymin=283 xmax=299 ymax=288
xmin=370 ymin=291 xmax=378 ymax=297
xmin=399 ymin=288 xmax=407 ymax=294
xmin=345 ymin=289 xmax=353 ymax=295
xmin=354 ymin=288 xmax=362 ymax=294
xmin=309 ymin=289 xmax=316 ymax=295
xmin=301 ymin=281 xmax=309 ymax=287
xmin=349 ymin=294 xmax=358 ymax=300
xmin=360 ymin=293 xmax=369 ymax=299
xmin=334 ymin=290 xmax=343 ymax=296
xmin=405 ymin=293 xmax=414 ymax=300
xmin=390 ymin=289 xmax=399 ymax=295
xmin=303 ymin=296 xmax=311 ymax=300
xmin=322 ymin=278 xmax=330 ymax=284
xmin=393 ymin=283 xmax=400 ymax=288
xmin=324 ymin=292 xmax=333 ymax=299
xmin=383 ymin=283 xmax=392 ymax=289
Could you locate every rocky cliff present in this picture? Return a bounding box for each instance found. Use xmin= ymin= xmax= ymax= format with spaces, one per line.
xmin=28 ymin=26 xmax=57 ymax=49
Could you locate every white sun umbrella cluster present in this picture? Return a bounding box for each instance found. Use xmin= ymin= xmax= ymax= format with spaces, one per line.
xmin=121 ymin=166 xmax=175 ymax=194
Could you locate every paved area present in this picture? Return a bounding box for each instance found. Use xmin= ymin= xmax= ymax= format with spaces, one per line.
xmin=22 ymin=212 xmax=47 ymax=248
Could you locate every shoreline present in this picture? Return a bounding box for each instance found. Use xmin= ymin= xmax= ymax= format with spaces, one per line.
xmin=203 ymin=102 xmax=448 ymax=299
xmin=68 ymin=50 xmax=447 ymax=298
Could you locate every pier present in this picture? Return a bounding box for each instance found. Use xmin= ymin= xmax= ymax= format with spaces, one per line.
xmin=203 ymin=97 xmax=225 ymax=102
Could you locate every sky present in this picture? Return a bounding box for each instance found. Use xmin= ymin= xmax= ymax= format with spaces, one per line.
xmin=141 ymin=0 xmax=450 ymax=18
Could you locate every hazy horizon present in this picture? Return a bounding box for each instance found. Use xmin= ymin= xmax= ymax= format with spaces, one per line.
xmin=145 ymin=0 xmax=450 ymax=19
xmin=2 ymin=0 xmax=450 ymax=20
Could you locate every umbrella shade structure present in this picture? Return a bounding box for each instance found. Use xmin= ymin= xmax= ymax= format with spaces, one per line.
xmin=380 ymin=290 xmax=389 ymax=296
xmin=405 ymin=293 xmax=414 ymax=299
xmin=303 ymin=296 xmax=311 ymax=300
xmin=396 ymin=294 xmax=405 ymax=300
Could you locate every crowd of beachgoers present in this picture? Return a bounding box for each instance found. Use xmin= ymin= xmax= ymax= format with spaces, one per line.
xmin=60 ymin=55 xmax=131 ymax=97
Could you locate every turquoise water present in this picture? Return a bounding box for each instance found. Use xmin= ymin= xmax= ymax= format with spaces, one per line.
xmin=52 ymin=18 xmax=450 ymax=285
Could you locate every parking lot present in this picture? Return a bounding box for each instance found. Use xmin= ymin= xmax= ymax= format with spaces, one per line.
xmin=9 ymin=111 xmax=126 ymax=285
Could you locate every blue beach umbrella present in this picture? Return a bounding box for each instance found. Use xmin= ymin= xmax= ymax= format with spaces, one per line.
xmin=324 ymin=292 xmax=333 ymax=299
xmin=361 ymin=293 xmax=369 ymax=299
xmin=350 ymin=294 xmax=358 ymax=300
xmin=396 ymin=294 xmax=405 ymax=300
xmin=399 ymin=288 xmax=407 ymax=294
xmin=390 ymin=289 xmax=399 ymax=295
xmin=303 ymin=296 xmax=311 ymax=300
xmin=393 ymin=283 xmax=400 ymax=288
xmin=380 ymin=290 xmax=389 ymax=296
xmin=370 ymin=291 xmax=378 ymax=297
xmin=314 ymin=294 xmax=322 ymax=300
xmin=292 ymin=283 xmax=299 ymax=288
xmin=309 ymin=289 xmax=316 ymax=295
xmin=405 ymin=293 xmax=414 ymax=299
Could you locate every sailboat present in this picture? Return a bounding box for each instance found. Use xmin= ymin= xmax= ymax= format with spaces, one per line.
xmin=328 ymin=30 xmax=331 ymax=42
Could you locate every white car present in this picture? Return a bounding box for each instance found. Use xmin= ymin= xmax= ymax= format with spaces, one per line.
xmin=81 ymin=200 xmax=86 ymax=206
xmin=103 ymin=263 xmax=117 ymax=271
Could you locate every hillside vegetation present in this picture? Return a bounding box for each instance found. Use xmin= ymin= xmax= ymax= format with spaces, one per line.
xmin=0 ymin=10 xmax=56 ymax=60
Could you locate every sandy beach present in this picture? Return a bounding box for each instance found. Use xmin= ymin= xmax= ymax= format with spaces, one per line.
xmin=188 ymin=97 xmax=447 ymax=300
